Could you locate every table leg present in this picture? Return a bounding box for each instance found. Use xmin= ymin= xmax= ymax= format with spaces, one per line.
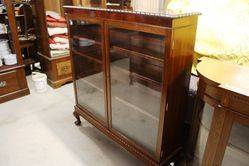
xmin=187 ymin=96 xmax=205 ymax=158
xmin=202 ymin=106 xmax=234 ymax=166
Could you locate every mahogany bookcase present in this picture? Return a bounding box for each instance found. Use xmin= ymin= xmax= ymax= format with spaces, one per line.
xmin=65 ymin=6 xmax=199 ymax=165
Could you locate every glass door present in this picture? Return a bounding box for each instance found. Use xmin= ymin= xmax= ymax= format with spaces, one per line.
xmin=107 ymin=25 xmax=166 ymax=154
xmin=69 ymin=19 xmax=107 ymax=123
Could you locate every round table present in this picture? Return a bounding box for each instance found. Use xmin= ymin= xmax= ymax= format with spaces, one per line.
xmin=194 ymin=58 xmax=249 ymax=166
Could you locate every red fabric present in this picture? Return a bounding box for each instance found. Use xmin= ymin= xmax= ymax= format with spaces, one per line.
xmin=46 ymin=16 xmax=57 ymax=22
xmin=58 ymin=17 xmax=66 ymax=23
xmin=48 ymin=38 xmax=56 ymax=44
xmin=46 ymin=16 xmax=66 ymax=23
xmin=51 ymin=34 xmax=68 ymax=44
xmin=47 ymin=21 xmax=67 ymax=28
xmin=52 ymin=34 xmax=68 ymax=39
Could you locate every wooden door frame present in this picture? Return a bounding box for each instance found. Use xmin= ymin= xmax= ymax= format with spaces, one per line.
xmin=104 ymin=19 xmax=171 ymax=161
xmin=67 ymin=14 xmax=109 ymax=127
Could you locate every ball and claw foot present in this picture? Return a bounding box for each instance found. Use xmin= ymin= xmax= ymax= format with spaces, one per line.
xmin=73 ymin=112 xmax=81 ymax=126
xmin=74 ymin=119 xmax=81 ymax=126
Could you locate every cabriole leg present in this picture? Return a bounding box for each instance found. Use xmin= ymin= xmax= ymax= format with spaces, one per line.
xmin=73 ymin=111 xmax=81 ymax=126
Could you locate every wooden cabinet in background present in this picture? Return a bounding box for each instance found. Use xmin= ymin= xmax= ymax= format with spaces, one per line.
xmin=65 ymin=6 xmax=199 ymax=165
xmin=14 ymin=1 xmax=40 ymax=75
xmin=34 ymin=0 xmax=73 ymax=88
xmin=0 ymin=0 xmax=29 ymax=104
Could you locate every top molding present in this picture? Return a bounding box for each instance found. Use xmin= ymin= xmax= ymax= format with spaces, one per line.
xmin=64 ymin=5 xmax=201 ymax=19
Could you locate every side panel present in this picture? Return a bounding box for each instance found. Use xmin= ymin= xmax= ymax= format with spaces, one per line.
xmin=161 ymin=19 xmax=198 ymax=161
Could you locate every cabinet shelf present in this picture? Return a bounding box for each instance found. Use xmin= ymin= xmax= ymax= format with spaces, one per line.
xmin=0 ymin=12 xmax=24 ymax=17
xmin=0 ymin=64 xmax=24 ymax=73
xmin=0 ymin=13 xmax=7 ymax=16
xmin=72 ymin=34 xmax=101 ymax=44
xmin=0 ymin=33 xmax=8 ymax=37
xmin=112 ymin=45 xmax=164 ymax=62
xmin=72 ymin=49 xmax=102 ymax=64
xmin=19 ymin=40 xmax=35 ymax=48
xmin=130 ymin=72 xmax=162 ymax=91
xmin=9 ymin=39 xmax=36 ymax=49
xmin=73 ymin=35 xmax=101 ymax=46
xmin=15 ymin=14 xmax=25 ymax=18
xmin=20 ymin=41 xmax=34 ymax=48
xmin=23 ymin=57 xmax=36 ymax=66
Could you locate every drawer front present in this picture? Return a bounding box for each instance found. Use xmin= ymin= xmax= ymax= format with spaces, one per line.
xmin=0 ymin=71 xmax=20 ymax=96
xmin=56 ymin=60 xmax=72 ymax=77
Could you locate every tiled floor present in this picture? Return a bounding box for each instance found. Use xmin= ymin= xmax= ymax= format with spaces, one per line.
xmin=0 ymin=77 xmax=142 ymax=166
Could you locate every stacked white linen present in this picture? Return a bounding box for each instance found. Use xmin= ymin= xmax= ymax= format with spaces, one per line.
xmin=46 ymin=11 xmax=69 ymax=58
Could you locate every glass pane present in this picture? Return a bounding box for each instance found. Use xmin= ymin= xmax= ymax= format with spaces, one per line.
xmin=70 ymin=20 xmax=105 ymax=121
xmin=193 ymin=103 xmax=214 ymax=165
xmin=194 ymin=104 xmax=249 ymax=166
xmin=222 ymin=123 xmax=249 ymax=166
xmin=109 ymin=27 xmax=165 ymax=154
xmin=0 ymin=2 xmax=16 ymax=56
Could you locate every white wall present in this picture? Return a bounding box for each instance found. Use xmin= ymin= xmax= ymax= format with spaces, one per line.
xmin=131 ymin=0 xmax=165 ymax=12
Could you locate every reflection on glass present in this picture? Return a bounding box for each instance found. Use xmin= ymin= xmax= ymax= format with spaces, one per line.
xmin=222 ymin=123 xmax=249 ymax=166
xmin=195 ymin=103 xmax=214 ymax=165
xmin=70 ymin=20 xmax=105 ymax=120
xmin=109 ymin=28 xmax=165 ymax=154
xmin=195 ymin=104 xmax=249 ymax=165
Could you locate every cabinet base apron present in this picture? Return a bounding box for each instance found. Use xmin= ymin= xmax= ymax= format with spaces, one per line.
xmin=0 ymin=67 xmax=30 ymax=104
xmin=38 ymin=52 xmax=73 ymax=89
xmin=47 ymin=77 xmax=73 ymax=89
xmin=0 ymin=88 xmax=30 ymax=104
xmin=73 ymin=105 xmax=182 ymax=165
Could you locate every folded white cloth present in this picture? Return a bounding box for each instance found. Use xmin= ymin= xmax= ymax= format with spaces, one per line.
xmin=50 ymin=43 xmax=69 ymax=50
xmin=50 ymin=50 xmax=69 ymax=58
xmin=46 ymin=11 xmax=61 ymax=20
xmin=53 ymin=36 xmax=69 ymax=44
xmin=47 ymin=27 xmax=68 ymax=36
xmin=0 ymin=23 xmax=7 ymax=34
